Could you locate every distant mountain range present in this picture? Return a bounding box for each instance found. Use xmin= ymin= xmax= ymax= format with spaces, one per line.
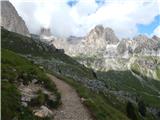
xmin=50 ymin=25 xmax=160 ymax=57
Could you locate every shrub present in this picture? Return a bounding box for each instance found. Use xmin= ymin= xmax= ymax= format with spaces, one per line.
xmin=29 ymin=90 xmax=46 ymax=107
xmin=138 ymin=101 xmax=146 ymax=117
xmin=126 ymin=101 xmax=138 ymax=120
xmin=1 ymin=81 xmax=21 ymax=120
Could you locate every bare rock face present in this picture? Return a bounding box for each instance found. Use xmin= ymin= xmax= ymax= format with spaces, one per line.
xmin=117 ymin=39 xmax=127 ymax=54
xmin=84 ymin=25 xmax=119 ymax=47
xmin=86 ymin=25 xmax=104 ymax=41
xmin=152 ymin=35 xmax=160 ymax=41
xmin=84 ymin=25 xmax=107 ymax=50
xmin=103 ymin=27 xmax=119 ymax=44
xmin=0 ymin=1 xmax=30 ymax=36
xmin=132 ymin=35 xmax=160 ymax=55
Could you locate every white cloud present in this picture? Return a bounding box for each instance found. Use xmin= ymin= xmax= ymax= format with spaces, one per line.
xmin=153 ymin=26 xmax=160 ymax=37
xmin=9 ymin=0 xmax=160 ymax=38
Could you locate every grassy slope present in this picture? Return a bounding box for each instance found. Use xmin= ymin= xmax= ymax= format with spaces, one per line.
xmin=97 ymin=70 xmax=160 ymax=108
xmin=1 ymin=28 xmax=94 ymax=79
xmin=1 ymin=49 xmax=60 ymax=120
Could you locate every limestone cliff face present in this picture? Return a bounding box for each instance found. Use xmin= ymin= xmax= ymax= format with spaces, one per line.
xmin=0 ymin=1 xmax=30 ymax=36
xmin=103 ymin=27 xmax=119 ymax=44
xmin=84 ymin=25 xmax=119 ymax=49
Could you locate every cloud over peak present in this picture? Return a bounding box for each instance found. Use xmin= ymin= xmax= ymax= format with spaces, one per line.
xmin=10 ymin=0 xmax=160 ymax=38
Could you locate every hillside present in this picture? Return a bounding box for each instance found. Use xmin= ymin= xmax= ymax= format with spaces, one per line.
xmin=1 ymin=27 xmax=160 ymax=120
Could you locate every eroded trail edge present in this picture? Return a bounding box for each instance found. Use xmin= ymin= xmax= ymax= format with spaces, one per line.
xmin=47 ymin=74 xmax=93 ymax=120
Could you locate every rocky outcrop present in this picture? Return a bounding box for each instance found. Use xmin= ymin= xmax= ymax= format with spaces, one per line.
xmin=117 ymin=39 xmax=127 ymax=54
xmin=131 ymin=35 xmax=160 ymax=55
xmin=34 ymin=106 xmax=53 ymax=118
xmin=0 ymin=1 xmax=30 ymax=36
xmin=152 ymin=35 xmax=160 ymax=41
xmin=40 ymin=28 xmax=52 ymax=37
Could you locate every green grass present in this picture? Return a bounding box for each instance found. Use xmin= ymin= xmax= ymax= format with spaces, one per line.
xmin=1 ymin=49 xmax=61 ymax=120
xmin=1 ymin=27 xmax=83 ymax=66
xmin=1 ymin=27 xmax=55 ymax=57
xmin=49 ymin=69 xmax=157 ymax=120
xmin=1 ymin=81 xmax=21 ymax=120
xmin=1 ymin=81 xmax=48 ymax=120
xmin=1 ymin=27 xmax=95 ymax=80
xmin=97 ymin=70 xmax=160 ymax=108
xmin=156 ymin=65 xmax=160 ymax=80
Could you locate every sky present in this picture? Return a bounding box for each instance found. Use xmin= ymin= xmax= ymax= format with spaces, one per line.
xmin=9 ymin=0 xmax=160 ymax=38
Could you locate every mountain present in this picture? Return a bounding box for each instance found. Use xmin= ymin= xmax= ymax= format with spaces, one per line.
xmin=2 ymin=25 xmax=160 ymax=120
xmin=85 ymin=25 xmax=119 ymax=45
xmin=51 ymin=25 xmax=160 ymax=80
xmin=0 ymin=1 xmax=30 ymax=37
xmin=51 ymin=25 xmax=119 ymax=57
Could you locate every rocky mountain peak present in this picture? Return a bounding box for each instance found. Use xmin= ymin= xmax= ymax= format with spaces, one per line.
xmin=84 ymin=25 xmax=120 ymax=46
xmin=103 ymin=27 xmax=119 ymax=44
xmin=40 ymin=27 xmax=52 ymax=36
xmin=133 ymin=35 xmax=148 ymax=42
xmin=83 ymin=25 xmax=106 ymax=50
xmin=86 ymin=25 xmax=104 ymax=40
xmin=39 ymin=27 xmax=55 ymax=42
xmin=94 ymin=25 xmax=104 ymax=33
xmin=152 ymin=35 xmax=160 ymax=41
xmin=104 ymin=27 xmax=114 ymax=33
xmin=0 ymin=1 xmax=30 ymax=36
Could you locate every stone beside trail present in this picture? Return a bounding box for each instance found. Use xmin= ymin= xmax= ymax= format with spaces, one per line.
xmin=47 ymin=74 xmax=93 ymax=120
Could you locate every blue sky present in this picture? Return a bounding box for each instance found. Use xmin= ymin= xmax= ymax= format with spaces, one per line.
xmin=67 ymin=0 xmax=78 ymax=7
xmin=137 ymin=15 xmax=160 ymax=35
xmin=10 ymin=0 xmax=160 ymax=38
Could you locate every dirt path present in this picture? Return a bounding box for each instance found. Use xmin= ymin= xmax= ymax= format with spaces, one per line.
xmin=47 ymin=74 xmax=93 ymax=120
